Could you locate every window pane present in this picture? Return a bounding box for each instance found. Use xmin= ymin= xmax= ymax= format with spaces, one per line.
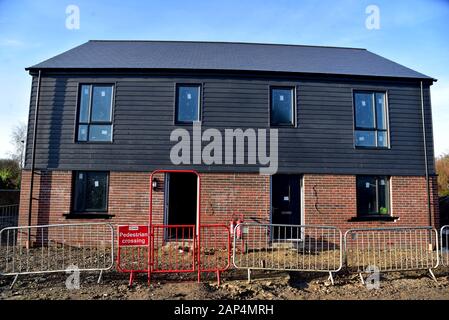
xmin=377 ymin=131 xmax=388 ymax=147
xmin=271 ymin=88 xmax=294 ymax=125
xmin=85 ymin=172 xmax=108 ymax=211
xmin=375 ymin=93 xmax=387 ymax=130
xmin=79 ymin=85 xmax=91 ymax=123
xmin=354 ymin=93 xmax=374 ymax=129
xmin=91 ymin=86 xmax=113 ymax=122
xmin=78 ymin=124 xmax=88 ymax=142
xmin=378 ymin=177 xmax=389 ymax=214
xmin=88 ymin=125 xmax=112 ymax=142
xmin=357 ymin=176 xmax=378 ymax=215
xmin=176 ymin=86 xmax=200 ymax=122
xmin=73 ymin=172 xmax=86 ymax=212
xmin=355 ymin=130 xmax=375 ymax=147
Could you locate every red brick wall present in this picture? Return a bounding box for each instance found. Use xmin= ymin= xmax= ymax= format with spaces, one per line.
xmin=304 ymin=174 xmax=439 ymax=232
xmin=19 ymin=171 xmax=438 ymax=233
xmin=19 ymin=170 xmax=72 ymax=227
xmin=201 ymin=173 xmax=270 ymax=225
xmin=18 ymin=171 xmax=270 ymax=228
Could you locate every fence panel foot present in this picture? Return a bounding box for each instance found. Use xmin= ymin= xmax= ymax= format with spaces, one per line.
xmin=97 ymin=270 xmax=103 ymax=284
xmin=328 ymin=272 xmax=334 ymax=285
xmin=429 ymin=269 xmax=438 ymax=284
xmin=10 ymin=274 xmax=18 ymax=290
xmin=216 ymin=271 xmax=221 ymax=286
xmin=247 ymin=269 xmax=251 ymax=283
xmin=359 ymin=273 xmax=365 ymax=285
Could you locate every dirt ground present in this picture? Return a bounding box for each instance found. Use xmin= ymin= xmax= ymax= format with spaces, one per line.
xmin=1 ymin=267 xmax=448 ymax=300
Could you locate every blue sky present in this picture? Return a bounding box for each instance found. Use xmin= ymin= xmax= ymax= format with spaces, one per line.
xmin=0 ymin=0 xmax=448 ymax=157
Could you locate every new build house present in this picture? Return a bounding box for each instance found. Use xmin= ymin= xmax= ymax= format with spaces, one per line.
xmin=19 ymin=40 xmax=439 ymax=235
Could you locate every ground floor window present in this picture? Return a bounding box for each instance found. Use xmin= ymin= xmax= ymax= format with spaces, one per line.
xmin=72 ymin=171 xmax=109 ymax=212
xmin=356 ymin=176 xmax=390 ymax=216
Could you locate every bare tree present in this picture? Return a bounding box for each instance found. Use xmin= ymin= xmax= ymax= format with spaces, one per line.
xmin=8 ymin=122 xmax=27 ymax=168
xmin=436 ymin=153 xmax=449 ymax=196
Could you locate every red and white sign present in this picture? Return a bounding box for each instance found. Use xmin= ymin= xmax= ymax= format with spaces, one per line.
xmin=118 ymin=225 xmax=149 ymax=247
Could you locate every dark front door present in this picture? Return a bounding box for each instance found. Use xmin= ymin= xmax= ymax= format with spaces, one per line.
xmin=271 ymin=174 xmax=301 ymax=239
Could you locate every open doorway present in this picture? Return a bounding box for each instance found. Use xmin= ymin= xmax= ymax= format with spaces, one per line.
xmin=165 ymin=172 xmax=198 ymax=238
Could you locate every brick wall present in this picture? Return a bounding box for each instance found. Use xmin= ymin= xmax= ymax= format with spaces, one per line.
xmin=201 ymin=173 xmax=270 ymax=225
xmin=19 ymin=170 xmax=72 ymax=227
xmin=19 ymin=171 xmax=438 ymax=233
xmin=18 ymin=171 xmax=270 ymax=228
xmin=304 ymin=174 xmax=439 ymax=232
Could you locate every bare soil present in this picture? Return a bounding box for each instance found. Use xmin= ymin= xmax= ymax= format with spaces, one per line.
xmin=1 ymin=267 xmax=448 ymax=300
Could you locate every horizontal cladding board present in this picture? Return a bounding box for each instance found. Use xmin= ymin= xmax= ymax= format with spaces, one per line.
xmin=32 ymin=164 xmax=426 ymax=177
xmin=24 ymin=72 xmax=435 ymax=175
xmin=30 ymin=141 xmax=425 ymax=152
xmin=33 ymin=156 xmax=425 ymax=168
xmin=32 ymin=156 xmax=425 ymax=168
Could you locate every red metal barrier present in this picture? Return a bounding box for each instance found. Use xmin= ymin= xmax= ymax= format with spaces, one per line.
xmin=117 ymin=170 xmax=231 ymax=285
xmin=147 ymin=170 xmax=201 ymax=285
xmin=150 ymin=225 xmax=196 ymax=275
xmin=199 ymin=224 xmax=231 ymax=285
xmin=117 ymin=223 xmax=231 ymax=285
xmin=116 ymin=225 xmax=150 ymax=285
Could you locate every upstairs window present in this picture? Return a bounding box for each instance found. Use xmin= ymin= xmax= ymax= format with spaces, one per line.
xmin=175 ymin=84 xmax=201 ymax=123
xmin=77 ymin=84 xmax=113 ymax=142
xmin=270 ymin=87 xmax=295 ymax=126
xmin=356 ymin=176 xmax=390 ymax=216
xmin=72 ymin=171 xmax=109 ymax=212
xmin=354 ymin=91 xmax=388 ymax=148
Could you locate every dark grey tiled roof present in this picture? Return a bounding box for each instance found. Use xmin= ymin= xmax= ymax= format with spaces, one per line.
xmin=27 ymin=40 xmax=433 ymax=80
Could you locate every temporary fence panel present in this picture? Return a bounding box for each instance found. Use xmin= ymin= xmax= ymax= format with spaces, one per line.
xmin=344 ymin=226 xmax=439 ymax=283
xmin=150 ymin=224 xmax=196 ymax=273
xmin=232 ymin=223 xmax=343 ymax=283
xmin=148 ymin=224 xmax=196 ymax=284
xmin=441 ymin=225 xmax=449 ymax=266
xmin=0 ymin=204 xmax=19 ymax=230
xmin=0 ymin=223 xmax=115 ymax=287
xmin=146 ymin=170 xmax=201 ymax=285
xmin=117 ymin=223 xmax=231 ymax=285
xmin=116 ymin=225 xmax=150 ymax=285
xmin=199 ymin=224 xmax=231 ymax=284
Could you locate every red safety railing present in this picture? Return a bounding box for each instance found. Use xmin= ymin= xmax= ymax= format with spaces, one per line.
xmin=117 ymin=170 xmax=231 ymax=285
xmin=150 ymin=225 xmax=196 ymax=274
xmin=199 ymin=224 xmax=231 ymax=285
xmin=116 ymin=225 xmax=150 ymax=285
xmin=147 ymin=170 xmax=202 ymax=284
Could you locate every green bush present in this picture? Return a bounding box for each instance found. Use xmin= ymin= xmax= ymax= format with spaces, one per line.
xmin=0 ymin=159 xmax=21 ymax=189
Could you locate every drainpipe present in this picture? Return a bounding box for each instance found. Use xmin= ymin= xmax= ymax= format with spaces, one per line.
xmin=420 ymin=81 xmax=432 ymax=227
xmin=27 ymin=69 xmax=42 ymax=244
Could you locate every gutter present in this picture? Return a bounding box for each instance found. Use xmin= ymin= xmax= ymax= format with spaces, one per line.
xmin=25 ymin=67 xmax=438 ymax=83
xmin=27 ymin=69 xmax=41 ymax=245
xmin=420 ymin=81 xmax=432 ymax=227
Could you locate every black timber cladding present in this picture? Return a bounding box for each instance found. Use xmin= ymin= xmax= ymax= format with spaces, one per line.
xmin=24 ymin=71 xmax=436 ymax=176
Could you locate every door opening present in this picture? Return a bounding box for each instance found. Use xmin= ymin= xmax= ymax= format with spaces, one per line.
xmin=166 ymin=172 xmax=198 ymax=238
xmin=271 ymin=174 xmax=301 ymax=239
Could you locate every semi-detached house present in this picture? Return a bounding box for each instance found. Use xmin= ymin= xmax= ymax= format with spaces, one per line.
xmin=19 ymin=40 xmax=439 ymax=235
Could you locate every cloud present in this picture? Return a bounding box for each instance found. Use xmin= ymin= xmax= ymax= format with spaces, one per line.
xmin=432 ymin=81 xmax=449 ymax=108
xmin=0 ymin=39 xmax=25 ymax=47
xmin=430 ymin=80 xmax=449 ymax=156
